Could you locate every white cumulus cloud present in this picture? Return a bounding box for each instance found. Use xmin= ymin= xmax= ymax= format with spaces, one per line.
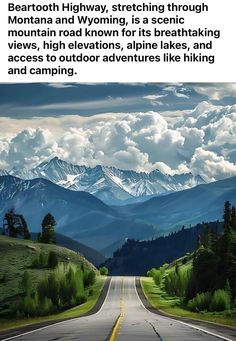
xmin=0 ymin=102 xmax=236 ymax=182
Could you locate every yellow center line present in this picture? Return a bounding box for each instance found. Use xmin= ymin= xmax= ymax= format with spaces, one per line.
xmin=109 ymin=278 xmax=125 ymax=341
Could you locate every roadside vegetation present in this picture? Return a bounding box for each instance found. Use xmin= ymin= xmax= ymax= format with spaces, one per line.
xmin=99 ymin=266 xmax=109 ymax=276
xmin=143 ymin=201 xmax=236 ymax=327
xmin=0 ymin=234 xmax=105 ymax=331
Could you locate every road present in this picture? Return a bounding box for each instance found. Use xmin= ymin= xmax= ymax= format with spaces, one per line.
xmin=2 ymin=277 xmax=235 ymax=341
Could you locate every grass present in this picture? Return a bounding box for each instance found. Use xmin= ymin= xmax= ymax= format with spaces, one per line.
xmin=0 ymin=235 xmax=105 ymax=332
xmin=141 ymin=277 xmax=236 ymax=328
xmin=0 ymin=235 xmax=97 ymax=311
xmin=0 ymin=276 xmax=105 ymax=331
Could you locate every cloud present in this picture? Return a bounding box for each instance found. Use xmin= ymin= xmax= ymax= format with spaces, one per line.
xmin=164 ymin=86 xmax=190 ymax=99
xmin=3 ymin=128 xmax=64 ymax=169
xmin=46 ymin=83 xmax=76 ymax=89
xmin=143 ymin=94 xmax=167 ymax=101
xmin=192 ymin=84 xmax=236 ymax=100
xmin=0 ymin=102 xmax=236 ymax=182
xmin=190 ymin=148 xmax=236 ymax=182
xmin=143 ymin=94 xmax=167 ymax=107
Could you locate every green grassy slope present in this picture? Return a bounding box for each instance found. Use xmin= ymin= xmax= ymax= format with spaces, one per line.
xmin=141 ymin=256 xmax=236 ymax=328
xmin=0 ymin=235 xmax=97 ymax=316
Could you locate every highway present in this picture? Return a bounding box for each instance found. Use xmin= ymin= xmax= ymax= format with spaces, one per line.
xmin=2 ymin=277 xmax=235 ymax=341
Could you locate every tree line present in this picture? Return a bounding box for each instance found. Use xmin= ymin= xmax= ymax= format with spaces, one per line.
xmin=104 ymin=221 xmax=223 ymax=275
xmin=148 ymin=201 xmax=236 ymax=312
xmin=2 ymin=208 xmax=56 ymax=244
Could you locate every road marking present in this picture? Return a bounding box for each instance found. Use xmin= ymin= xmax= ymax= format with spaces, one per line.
xmin=1 ymin=278 xmax=113 ymax=341
xmin=135 ymin=277 xmax=233 ymax=341
xmin=109 ymin=277 xmax=125 ymax=341
xmin=109 ymin=314 xmax=123 ymax=341
xmin=94 ymin=276 xmax=112 ymax=316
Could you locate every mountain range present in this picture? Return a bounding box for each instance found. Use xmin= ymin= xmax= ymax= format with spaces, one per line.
xmin=103 ymin=221 xmax=224 ymax=275
xmin=0 ymin=173 xmax=235 ymax=254
xmin=0 ymin=175 xmax=155 ymax=251
xmin=121 ymin=175 xmax=236 ymax=234
xmin=8 ymin=157 xmax=206 ymax=204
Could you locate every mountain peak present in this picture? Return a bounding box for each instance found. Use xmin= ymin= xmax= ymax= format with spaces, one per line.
xmin=9 ymin=158 xmax=206 ymax=204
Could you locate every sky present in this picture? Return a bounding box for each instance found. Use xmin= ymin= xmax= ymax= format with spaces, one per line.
xmin=0 ymin=82 xmax=236 ymax=182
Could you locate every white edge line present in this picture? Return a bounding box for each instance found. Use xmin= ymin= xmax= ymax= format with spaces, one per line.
xmin=134 ymin=277 xmax=233 ymax=341
xmin=1 ymin=277 xmax=112 ymax=341
xmin=94 ymin=276 xmax=112 ymax=316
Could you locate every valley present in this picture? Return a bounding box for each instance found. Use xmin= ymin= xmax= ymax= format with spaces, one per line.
xmin=0 ymin=173 xmax=235 ymax=252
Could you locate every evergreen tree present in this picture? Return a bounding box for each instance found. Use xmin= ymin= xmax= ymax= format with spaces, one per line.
xmin=223 ymin=201 xmax=231 ymax=231
xmin=21 ymin=215 xmax=31 ymax=239
xmin=191 ymin=247 xmax=218 ymax=296
xmin=39 ymin=213 xmax=56 ymax=244
xmin=4 ymin=208 xmax=16 ymax=237
xmin=231 ymin=206 xmax=236 ymax=231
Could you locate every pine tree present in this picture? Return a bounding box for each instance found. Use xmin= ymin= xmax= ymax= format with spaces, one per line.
xmin=4 ymin=208 xmax=16 ymax=237
xmin=21 ymin=215 xmax=31 ymax=239
xmin=40 ymin=213 xmax=56 ymax=244
xmin=231 ymin=206 xmax=236 ymax=231
xmin=223 ymin=201 xmax=231 ymax=231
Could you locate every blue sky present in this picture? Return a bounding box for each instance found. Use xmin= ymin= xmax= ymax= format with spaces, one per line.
xmin=0 ymin=83 xmax=235 ymax=181
xmin=0 ymin=83 xmax=236 ymax=117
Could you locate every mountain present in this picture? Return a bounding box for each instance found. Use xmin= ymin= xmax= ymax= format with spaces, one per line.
xmin=0 ymin=175 xmax=155 ymax=250
xmin=123 ymin=175 xmax=236 ymax=233
xmin=1 ymin=174 xmax=234 ymax=253
xmin=103 ymin=221 xmax=224 ymax=275
xmin=30 ymin=232 xmax=106 ymax=266
xmin=10 ymin=157 xmax=206 ymax=204
xmin=101 ymin=238 xmax=127 ymax=258
xmin=0 ymin=170 xmax=9 ymax=176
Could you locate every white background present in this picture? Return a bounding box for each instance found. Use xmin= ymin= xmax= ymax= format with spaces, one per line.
xmin=0 ymin=0 xmax=235 ymax=83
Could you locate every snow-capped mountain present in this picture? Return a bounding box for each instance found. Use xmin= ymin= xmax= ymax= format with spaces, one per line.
xmin=10 ymin=157 xmax=206 ymax=204
xmin=0 ymin=170 xmax=9 ymax=176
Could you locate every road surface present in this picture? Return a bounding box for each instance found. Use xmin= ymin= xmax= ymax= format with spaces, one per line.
xmin=2 ymin=277 xmax=235 ymax=341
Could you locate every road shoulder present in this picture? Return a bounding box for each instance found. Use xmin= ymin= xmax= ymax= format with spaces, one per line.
xmin=0 ymin=277 xmax=111 ymax=341
xmin=135 ymin=277 xmax=236 ymax=341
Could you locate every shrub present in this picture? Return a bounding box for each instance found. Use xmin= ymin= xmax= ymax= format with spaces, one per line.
xmin=31 ymin=252 xmax=48 ymax=268
xmin=20 ymin=271 xmax=32 ymax=295
xmin=99 ymin=266 xmax=108 ymax=276
xmin=164 ymin=267 xmax=191 ymax=297
xmin=20 ymin=295 xmax=37 ymax=317
xmin=147 ymin=268 xmax=157 ymax=277
xmin=38 ymin=297 xmax=54 ymax=315
xmin=48 ymin=251 xmax=59 ymax=268
xmin=210 ymin=289 xmax=231 ymax=312
xmin=35 ymin=264 xmax=89 ymax=315
xmin=77 ymin=293 xmax=87 ymax=305
xmin=37 ymin=278 xmax=48 ymax=304
xmin=153 ymin=270 xmax=162 ymax=286
xmin=83 ymin=270 xmax=96 ymax=287
xmin=187 ymin=291 xmax=212 ymax=311
xmin=47 ymin=273 xmax=60 ymax=307
xmin=188 ymin=289 xmax=231 ymax=312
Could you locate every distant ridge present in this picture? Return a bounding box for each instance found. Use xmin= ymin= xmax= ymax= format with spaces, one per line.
xmin=9 ymin=157 xmax=206 ymax=204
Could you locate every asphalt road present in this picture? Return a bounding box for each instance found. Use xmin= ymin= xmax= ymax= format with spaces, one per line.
xmin=2 ymin=277 xmax=235 ymax=341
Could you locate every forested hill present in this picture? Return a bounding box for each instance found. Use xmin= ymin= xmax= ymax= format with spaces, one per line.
xmin=103 ymin=221 xmax=223 ymax=275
